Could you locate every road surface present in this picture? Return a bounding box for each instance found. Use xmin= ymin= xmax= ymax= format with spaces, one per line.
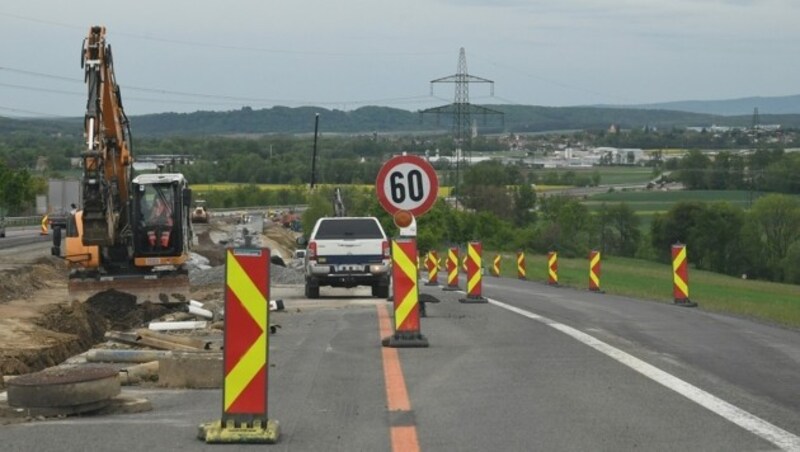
xmin=2 ymin=276 xmax=799 ymax=451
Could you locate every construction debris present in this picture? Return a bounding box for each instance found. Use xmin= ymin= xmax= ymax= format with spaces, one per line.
xmin=0 ymin=208 xmax=302 ymax=425
xmin=104 ymin=330 xmax=213 ymax=351
xmin=148 ymin=320 xmax=208 ymax=331
xmin=119 ymin=361 xmax=159 ymax=386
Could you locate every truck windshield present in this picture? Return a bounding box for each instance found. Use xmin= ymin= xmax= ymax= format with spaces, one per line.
xmin=315 ymin=219 xmax=383 ymax=240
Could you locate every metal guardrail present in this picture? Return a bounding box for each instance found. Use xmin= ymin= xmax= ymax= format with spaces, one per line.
xmin=3 ymin=216 xmax=43 ymax=227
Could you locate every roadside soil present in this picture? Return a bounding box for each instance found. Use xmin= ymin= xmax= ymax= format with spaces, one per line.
xmin=0 ymin=217 xmax=302 ymax=381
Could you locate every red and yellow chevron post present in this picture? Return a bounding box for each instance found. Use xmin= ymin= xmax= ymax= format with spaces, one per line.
xmin=672 ymin=243 xmax=697 ymax=307
xmin=459 ymin=241 xmax=488 ymax=303
xmin=517 ymin=250 xmax=527 ymax=280
xmin=491 ymin=254 xmax=501 ymax=277
xmin=462 ymin=254 xmax=468 ymax=273
xmin=383 ymin=238 xmax=428 ymax=347
xmin=443 ymin=247 xmax=460 ymax=291
xmin=425 ymin=250 xmax=439 ymax=286
xmin=589 ymin=250 xmax=602 ymax=292
xmin=547 ymin=251 xmax=559 ymax=286
xmin=199 ymin=247 xmax=279 ymax=443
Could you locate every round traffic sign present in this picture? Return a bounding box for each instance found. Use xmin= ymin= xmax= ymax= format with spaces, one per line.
xmin=375 ymin=155 xmax=439 ymax=217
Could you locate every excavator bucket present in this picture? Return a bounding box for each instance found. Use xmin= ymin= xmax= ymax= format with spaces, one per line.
xmin=68 ymin=271 xmax=190 ymax=304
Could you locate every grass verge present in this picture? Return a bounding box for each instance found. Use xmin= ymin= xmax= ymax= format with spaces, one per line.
xmin=478 ymin=251 xmax=800 ymax=329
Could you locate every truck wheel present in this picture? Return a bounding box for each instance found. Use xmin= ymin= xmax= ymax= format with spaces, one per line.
xmin=372 ymin=284 xmax=389 ymax=299
xmin=305 ymin=284 xmax=320 ymax=299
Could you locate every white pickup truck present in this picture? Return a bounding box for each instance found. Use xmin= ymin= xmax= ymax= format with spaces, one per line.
xmin=303 ymin=217 xmax=391 ymax=299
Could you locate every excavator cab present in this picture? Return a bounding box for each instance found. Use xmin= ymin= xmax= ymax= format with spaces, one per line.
xmin=131 ymin=173 xmax=192 ymax=267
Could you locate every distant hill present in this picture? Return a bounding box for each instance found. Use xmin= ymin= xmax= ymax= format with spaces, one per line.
xmin=606 ymin=94 xmax=800 ymax=116
xmin=119 ymin=105 xmax=749 ymax=136
xmin=3 ymin=103 xmax=800 ymax=138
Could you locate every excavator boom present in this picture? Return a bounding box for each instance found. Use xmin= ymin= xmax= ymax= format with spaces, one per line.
xmin=81 ymin=25 xmax=132 ymax=246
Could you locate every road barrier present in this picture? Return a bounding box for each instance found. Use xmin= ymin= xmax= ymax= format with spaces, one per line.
xmin=672 ymin=243 xmax=697 ymax=307
xmin=443 ymin=247 xmax=460 ymax=291
xmin=3 ymin=216 xmax=43 ymax=227
xmin=517 ymin=250 xmax=526 ymax=280
xmin=462 ymin=255 xmax=468 ymax=273
xmin=547 ymin=251 xmax=559 ymax=286
xmin=383 ymin=238 xmax=428 ymax=347
xmin=40 ymin=215 xmax=49 ymax=235
xmin=199 ymin=247 xmax=280 ymax=443
xmin=459 ymin=241 xmax=488 ymax=304
xmin=491 ymin=254 xmax=501 ymax=277
xmin=425 ymin=250 xmax=439 ymax=286
xmin=589 ymin=250 xmax=602 ymax=292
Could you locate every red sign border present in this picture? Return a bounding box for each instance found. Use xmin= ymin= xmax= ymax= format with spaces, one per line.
xmin=375 ymin=155 xmax=439 ymax=217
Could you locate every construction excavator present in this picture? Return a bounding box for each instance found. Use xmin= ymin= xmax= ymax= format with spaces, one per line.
xmin=60 ymin=26 xmax=193 ymax=304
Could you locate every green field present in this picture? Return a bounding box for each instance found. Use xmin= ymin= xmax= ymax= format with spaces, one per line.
xmin=538 ymin=167 xmax=655 ymax=185
xmin=583 ymin=190 xmax=763 ymax=228
xmin=476 ymin=251 xmax=800 ymax=329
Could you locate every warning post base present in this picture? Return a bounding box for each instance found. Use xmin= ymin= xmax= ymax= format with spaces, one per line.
xmin=198 ymin=419 xmax=280 ymax=444
xmin=459 ymin=295 xmax=488 ymax=304
xmin=674 ymin=298 xmax=698 ymax=308
xmin=382 ymin=332 xmax=429 ymax=348
xmin=441 ymin=286 xmax=460 ymax=292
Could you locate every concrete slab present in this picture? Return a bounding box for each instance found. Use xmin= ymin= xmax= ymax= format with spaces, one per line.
xmin=158 ymin=352 xmax=222 ymax=389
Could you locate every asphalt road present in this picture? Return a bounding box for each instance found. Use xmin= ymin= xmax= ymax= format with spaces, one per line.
xmin=2 ymin=277 xmax=800 ymax=451
xmin=0 ymin=227 xmax=53 ymax=270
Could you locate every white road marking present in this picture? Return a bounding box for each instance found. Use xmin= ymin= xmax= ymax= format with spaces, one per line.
xmin=487 ymin=297 xmax=800 ymax=452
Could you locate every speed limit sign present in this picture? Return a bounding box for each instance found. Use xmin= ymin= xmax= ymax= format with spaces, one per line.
xmin=375 ymin=155 xmax=439 ymax=217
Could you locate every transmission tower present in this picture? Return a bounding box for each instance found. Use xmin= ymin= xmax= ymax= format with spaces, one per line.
xmin=420 ymin=48 xmax=503 ymax=208
xmin=421 ymin=47 xmax=503 ymax=145
xmin=751 ymin=107 xmax=761 ymax=147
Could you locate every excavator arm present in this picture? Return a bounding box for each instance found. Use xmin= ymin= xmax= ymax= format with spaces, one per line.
xmin=80 ymin=25 xmax=132 ymax=246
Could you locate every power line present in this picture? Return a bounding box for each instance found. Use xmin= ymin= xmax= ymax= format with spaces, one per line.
xmin=0 ymin=105 xmax=72 ymax=118
xmin=470 ymin=53 xmax=635 ymax=104
xmin=0 ymin=12 xmax=449 ymax=57
xmin=0 ymin=66 xmax=435 ymax=108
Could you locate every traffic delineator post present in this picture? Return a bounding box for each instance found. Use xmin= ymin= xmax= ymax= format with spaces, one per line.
xmin=442 ymin=247 xmax=460 ymax=291
xmin=491 ymin=254 xmax=501 ymax=277
xmin=589 ymin=249 xmax=602 ymax=293
xmin=40 ymin=215 xmax=49 ymax=235
xmin=459 ymin=241 xmax=488 ymax=304
xmin=672 ymin=243 xmax=697 ymax=307
xmin=547 ymin=251 xmax=559 ymax=286
xmin=517 ymin=250 xmax=527 ymax=280
xmin=199 ymin=247 xmax=280 ymax=444
xmin=425 ymin=250 xmax=439 ymax=286
xmin=383 ymin=238 xmax=428 ymax=347
xmin=462 ymin=254 xmax=468 ymax=273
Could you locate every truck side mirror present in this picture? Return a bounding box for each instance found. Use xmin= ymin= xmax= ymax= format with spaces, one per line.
xmin=183 ymin=188 xmax=192 ymax=208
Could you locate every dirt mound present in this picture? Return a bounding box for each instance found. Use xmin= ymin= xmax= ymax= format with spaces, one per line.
xmin=195 ymin=229 xmax=226 ymax=266
xmin=262 ymin=224 xmax=300 ymax=260
xmin=0 ymin=257 xmax=65 ymax=303
xmin=1 ymin=291 xmax=184 ymax=376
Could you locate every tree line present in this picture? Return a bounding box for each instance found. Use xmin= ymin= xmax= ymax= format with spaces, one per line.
xmin=673 ymin=148 xmax=800 ymax=194
xmin=0 ymin=159 xmax=41 ymax=215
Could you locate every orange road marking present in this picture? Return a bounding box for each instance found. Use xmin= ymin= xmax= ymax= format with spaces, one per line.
xmin=391 ymin=426 xmax=420 ymax=452
xmin=378 ymin=303 xmax=420 ymax=452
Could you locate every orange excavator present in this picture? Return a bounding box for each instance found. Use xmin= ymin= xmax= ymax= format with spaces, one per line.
xmin=60 ymin=26 xmax=193 ymax=303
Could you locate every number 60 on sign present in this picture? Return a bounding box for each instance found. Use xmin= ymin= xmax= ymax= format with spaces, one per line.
xmin=375 ymin=155 xmax=439 ymax=217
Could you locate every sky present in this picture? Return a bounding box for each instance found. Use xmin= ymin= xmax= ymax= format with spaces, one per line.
xmin=1 ymin=0 xmax=799 ymax=117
